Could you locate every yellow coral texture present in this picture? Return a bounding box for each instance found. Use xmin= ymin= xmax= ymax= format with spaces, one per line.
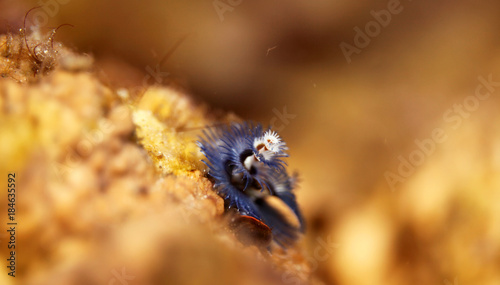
xmin=0 ymin=31 xmax=314 ymax=285
xmin=2 ymin=2 xmax=500 ymax=284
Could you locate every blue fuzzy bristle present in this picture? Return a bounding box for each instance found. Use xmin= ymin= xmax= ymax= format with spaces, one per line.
xmin=198 ymin=121 xmax=304 ymax=247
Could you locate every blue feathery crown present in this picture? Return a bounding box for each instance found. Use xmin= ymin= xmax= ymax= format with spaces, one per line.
xmin=198 ymin=122 xmax=304 ymax=247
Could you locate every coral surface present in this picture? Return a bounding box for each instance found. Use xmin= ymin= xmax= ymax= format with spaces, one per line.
xmin=0 ymin=30 xmax=316 ymax=285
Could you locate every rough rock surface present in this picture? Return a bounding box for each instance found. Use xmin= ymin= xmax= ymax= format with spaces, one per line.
xmin=0 ymin=30 xmax=316 ymax=285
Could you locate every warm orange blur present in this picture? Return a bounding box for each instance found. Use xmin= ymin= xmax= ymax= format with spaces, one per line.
xmin=1 ymin=0 xmax=500 ymax=284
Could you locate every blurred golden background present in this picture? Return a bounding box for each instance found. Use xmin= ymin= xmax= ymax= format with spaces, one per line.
xmin=1 ymin=0 xmax=500 ymax=284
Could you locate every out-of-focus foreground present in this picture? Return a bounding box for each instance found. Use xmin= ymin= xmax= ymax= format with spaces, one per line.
xmin=1 ymin=0 xmax=500 ymax=284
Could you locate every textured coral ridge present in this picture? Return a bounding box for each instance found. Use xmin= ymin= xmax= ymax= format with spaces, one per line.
xmin=0 ymin=31 xmax=314 ymax=285
xmin=199 ymin=122 xmax=305 ymax=247
xmin=0 ymin=27 xmax=92 ymax=82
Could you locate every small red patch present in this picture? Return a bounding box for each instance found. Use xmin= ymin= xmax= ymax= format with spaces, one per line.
xmin=230 ymin=215 xmax=272 ymax=248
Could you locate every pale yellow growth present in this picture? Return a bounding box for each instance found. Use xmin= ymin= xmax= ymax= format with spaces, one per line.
xmin=132 ymin=87 xmax=209 ymax=175
xmin=0 ymin=29 xmax=314 ymax=285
